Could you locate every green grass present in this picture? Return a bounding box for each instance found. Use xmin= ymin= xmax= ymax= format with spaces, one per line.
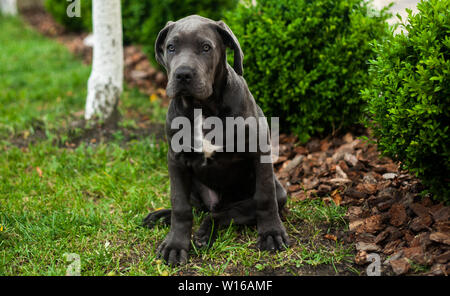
xmin=0 ymin=15 xmax=356 ymax=276
xmin=0 ymin=16 xmax=89 ymax=135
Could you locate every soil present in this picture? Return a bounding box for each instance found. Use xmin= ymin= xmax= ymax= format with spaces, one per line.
xmin=9 ymin=114 xmax=166 ymax=149
xmin=60 ymin=117 xmax=166 ymax=148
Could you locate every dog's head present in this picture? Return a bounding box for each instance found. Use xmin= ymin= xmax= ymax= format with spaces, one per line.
xmin=155 ymin=15 xmax=243 ymax=100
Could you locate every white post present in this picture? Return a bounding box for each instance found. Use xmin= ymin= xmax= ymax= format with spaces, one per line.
xmin=85 ymin=0 xmax=123 ymax=121
xmin=0 ymin=0 xmax=18 ymax=15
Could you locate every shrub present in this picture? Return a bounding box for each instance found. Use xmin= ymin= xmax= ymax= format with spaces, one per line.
xmin=362 ymin=0 xmax=450 ymax=202
xmin=225 ymin=0 xmax=391 ymax=142
xmin=45 ymin=0 xmax=238 ymax=64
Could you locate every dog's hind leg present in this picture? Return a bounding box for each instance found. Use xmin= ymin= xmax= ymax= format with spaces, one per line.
xmin=143 ymin=209 xmax=171 ymax=228
xmin=194 ymin=199 xmax=257 ymax=248
xmin=192 ymin=181 xmax=221 ymax=248
xmin=275 ymin=177 xmax=288 ymax=219
xmin=193 ymin=215 xmax=218 ymax=248
xmin=214 ymin=199 xmax=257 ymax=225
xmin=143 ymin=179 xmax=218 ymax=230
xmin=193 ymin=180 xmax=286 ymax=248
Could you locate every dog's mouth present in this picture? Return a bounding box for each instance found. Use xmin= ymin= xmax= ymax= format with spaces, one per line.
xmin=176 ymin=87 xmax=191 ymax=96
xmin=167 ymin=81 xmax=211 ymax=101
xmin=172 ymin=86 xmax=198 ymax=100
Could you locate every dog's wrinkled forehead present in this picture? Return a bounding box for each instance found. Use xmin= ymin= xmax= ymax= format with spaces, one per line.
xmin=177 ymin=15 xmax=215 ymax=28
xmin=176 ymin=15 xmax=214 ymax=30
xmin=167 ymin=16 xmax=220 ymax=44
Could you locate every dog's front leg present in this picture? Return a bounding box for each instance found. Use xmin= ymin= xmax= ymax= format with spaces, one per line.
xmin=157 ymin=160 xmax=192 ymax=265
xmin=254 ymin=160 xmax=290 ymax=251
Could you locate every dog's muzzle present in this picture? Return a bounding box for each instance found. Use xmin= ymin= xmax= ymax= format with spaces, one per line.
xmin=175 ymin=66 xmax=196 ymax=84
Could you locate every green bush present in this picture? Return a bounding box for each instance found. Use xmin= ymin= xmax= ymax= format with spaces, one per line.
xmin=45 ymin=0 xmax=238 ymax=64
xmin=44 ymin=0 xmax=92 ymax=32
xmin=363 ymin=0 xmax=450 ymax=202
xmin=225 ymin=0 xmax=391 ymax=142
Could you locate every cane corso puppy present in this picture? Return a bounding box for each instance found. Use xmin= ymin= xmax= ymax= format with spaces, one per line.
xmin=143 ymin=15 xmax=289 ymax=265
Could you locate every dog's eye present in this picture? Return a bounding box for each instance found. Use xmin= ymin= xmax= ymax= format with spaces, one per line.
xmin=202 ymin=44 xmax=211 ymax=52
xmin=167 ymin=44 xmax=175 ymax=52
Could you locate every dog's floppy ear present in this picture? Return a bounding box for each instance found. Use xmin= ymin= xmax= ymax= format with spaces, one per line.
xmin=155 ymin=21 xmax=175 ymax=68
xmin=214 ymin=21 xmax=244 ymax=76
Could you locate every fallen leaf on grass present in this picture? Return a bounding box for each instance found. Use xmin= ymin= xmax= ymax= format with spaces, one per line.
xmin=150 ymin=93 xmax=158 ymax=102
xmin=156 ymin=88 xmax=166 ymax=97
xmin=355 ymin=250 xmax=368 ymax=265
xmin=36 ymin=167 xmax=43 ymax=177
xmin=73 ymin=110 xmax=84 ymax=117
xmin=137 ymin=122 xmax=148 ymax=129
xmin=331 ymin=189 xmax=342 ymax=206
xmin=324 ymin=234 xmax=337 ymax=241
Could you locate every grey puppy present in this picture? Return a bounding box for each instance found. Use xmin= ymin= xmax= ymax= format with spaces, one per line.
xmin=144 ymin=15 xmax=289 ymax=265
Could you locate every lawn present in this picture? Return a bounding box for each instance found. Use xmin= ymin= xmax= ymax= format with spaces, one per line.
xmin=0 ymin=15 xmax=358 ymax=276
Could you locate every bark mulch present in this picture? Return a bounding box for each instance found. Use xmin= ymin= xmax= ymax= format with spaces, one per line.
xmin=274 ymin=131 xmax=450 ymax=275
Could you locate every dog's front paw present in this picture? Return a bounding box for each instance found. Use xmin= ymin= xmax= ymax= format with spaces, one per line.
xmin=157 ymin=234 xmax=190 ymax=265
xmin=257 ymin=226 xmax=290 ymax=251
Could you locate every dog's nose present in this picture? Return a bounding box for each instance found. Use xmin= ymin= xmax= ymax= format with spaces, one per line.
xmin=175 ymin=67 xmax=195 ymax=84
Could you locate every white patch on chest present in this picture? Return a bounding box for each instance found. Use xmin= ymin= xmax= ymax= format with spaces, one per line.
xmin=194 ymin=113 xmax=223 ymax=159
xmin=202 ymin=137 xmax=222 ymax=159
